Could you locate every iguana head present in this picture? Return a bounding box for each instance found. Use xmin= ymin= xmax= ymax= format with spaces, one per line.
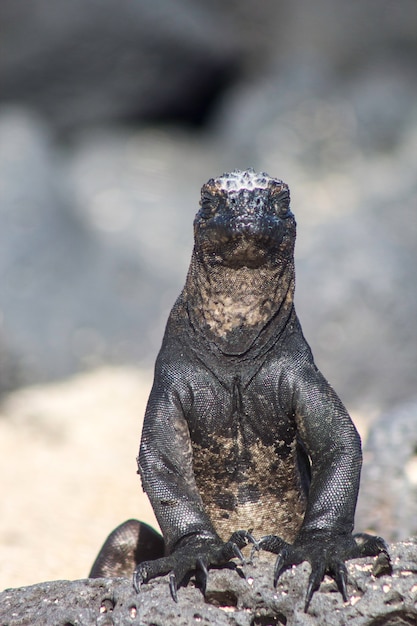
xmin=183 ymin=169 xmax=296 ymax=355
xmin=194 ymin=168 xmax=296 ymax=269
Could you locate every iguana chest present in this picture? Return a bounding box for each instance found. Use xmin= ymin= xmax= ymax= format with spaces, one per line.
xmin=186 ymin=369 xmax=307 ymax=542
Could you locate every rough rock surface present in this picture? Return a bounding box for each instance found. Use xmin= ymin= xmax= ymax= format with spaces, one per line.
xmin=1 ymin=541 xmax=416 ymax=626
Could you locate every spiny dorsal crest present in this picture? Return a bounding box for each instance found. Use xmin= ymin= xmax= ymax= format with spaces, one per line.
xmin=213 ymin=168 xmax=285 ymax=193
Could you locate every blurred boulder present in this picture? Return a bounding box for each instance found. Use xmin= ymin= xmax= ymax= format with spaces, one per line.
xmin=0 ymin=109 xmax=179 ymax=385
xmin=1 ymin=1 xmax=415 ymax=132
xmin=291 ymin=119 xmax=417 ymax=412
xmin=0 ymin=0 xmax=238 ymax=131
xmin=356 ymin=399 xmax=417 ymax=542
xmin=214 ymin=55 xmax=417 ymax=171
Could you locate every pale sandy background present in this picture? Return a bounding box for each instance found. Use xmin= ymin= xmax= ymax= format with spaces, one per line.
xmin=0 ymin=367 xmax=159 ymax=591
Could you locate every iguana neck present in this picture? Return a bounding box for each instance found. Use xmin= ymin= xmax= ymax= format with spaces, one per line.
xmin=183 ymin=253 xmax=295 ymax=356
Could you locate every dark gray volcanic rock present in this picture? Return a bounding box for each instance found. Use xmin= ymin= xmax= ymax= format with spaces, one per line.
xmin=1 ymin=542 xmax=416 ymax=626
xmin=0 ymin=0 xmax=238 ymax=131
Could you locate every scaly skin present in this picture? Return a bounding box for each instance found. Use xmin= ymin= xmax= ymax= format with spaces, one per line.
xmin=91 ymin=169 xmax=388 ymax=611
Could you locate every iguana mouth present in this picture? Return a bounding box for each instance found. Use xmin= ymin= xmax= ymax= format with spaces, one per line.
xmin=216 ymin=234 xmax=275 ymax=268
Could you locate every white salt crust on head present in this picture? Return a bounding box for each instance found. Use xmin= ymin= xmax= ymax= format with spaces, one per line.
xmin=214 ymin=169 xmax=285 ymax=193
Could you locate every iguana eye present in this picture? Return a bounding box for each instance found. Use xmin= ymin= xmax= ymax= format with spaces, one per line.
xmin=271 ymin=188 xmax=291 ymax=218
xmin=199 ymin=191 xmax=216 ymax=219
xmin=199 ymin=184 xmax=227 ymax=219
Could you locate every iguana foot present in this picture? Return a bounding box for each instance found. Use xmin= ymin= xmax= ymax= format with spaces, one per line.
xmin=259 ymin=530 xmax=389 ymax=612
xmin=133 ymin=529 xmax=256 ymax=601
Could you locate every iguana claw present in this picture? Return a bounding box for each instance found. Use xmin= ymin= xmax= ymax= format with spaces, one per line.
xmin=132 ymin=530 xmax=251 ymax=600
xmin=262 ymin=530 xmax=390 ymax=612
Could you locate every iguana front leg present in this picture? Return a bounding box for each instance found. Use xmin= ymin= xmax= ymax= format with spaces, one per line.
xmin=134 ymin=367 xmax=255 ymax=598
xmin=260 ymin=363 xmax=390 ymax=611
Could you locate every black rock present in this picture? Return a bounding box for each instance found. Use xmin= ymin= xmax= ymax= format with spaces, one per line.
xmin=1 ymin=542 xmax=417 ymax=625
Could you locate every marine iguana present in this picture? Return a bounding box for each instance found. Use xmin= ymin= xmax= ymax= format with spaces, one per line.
xmin=90 ymin=169 xmax=388 ymax=611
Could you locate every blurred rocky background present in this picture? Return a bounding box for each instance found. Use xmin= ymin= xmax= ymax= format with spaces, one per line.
xmin=0 ymin=0 xmax=416 ymax=592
